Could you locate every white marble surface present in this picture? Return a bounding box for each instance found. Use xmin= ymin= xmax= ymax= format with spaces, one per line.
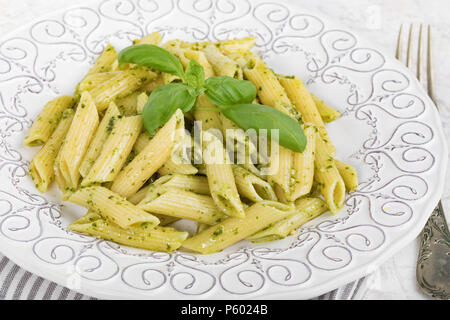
xmin=0 ymin=0 xmax=448 ymax=300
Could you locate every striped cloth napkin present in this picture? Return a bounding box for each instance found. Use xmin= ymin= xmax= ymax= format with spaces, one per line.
xmin=0 ymin=253 xmax=366 ymax=300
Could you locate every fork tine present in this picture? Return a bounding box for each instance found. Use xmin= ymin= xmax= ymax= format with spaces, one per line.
xmin=427 ymin=25 xmax=437 ymax=105
xmin=406 ymin=23 xmax=414 ymax=68
xmin=417 ymin=24 xmax=423 ymax=82
xmin=396 ymin=24 xmax=403 ymax=60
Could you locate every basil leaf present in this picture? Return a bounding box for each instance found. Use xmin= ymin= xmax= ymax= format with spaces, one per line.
xmin=219 ymin=104 xmax=307 ymax=152
xmin=204 ymin=76 xmax=256 ymax=106
xmin=142 ymin=83 xmax=197 ymax=134
xmin=187 ymin=85 xmax=206 ymax=98
xmin=119 ymin=44 xmax=185 ymax=80
xmin=185 ymin=59 xmax=205 ymax=88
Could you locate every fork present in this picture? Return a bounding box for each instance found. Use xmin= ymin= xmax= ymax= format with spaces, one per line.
xmin=396 ymin=24 xmax=450 ymax=300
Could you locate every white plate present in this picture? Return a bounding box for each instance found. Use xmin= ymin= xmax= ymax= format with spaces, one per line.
xmin=0 ymin=0 xmax=446 ymax=300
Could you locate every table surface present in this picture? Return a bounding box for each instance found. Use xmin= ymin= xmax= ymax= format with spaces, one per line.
xmin=0 ymin=0 xmax=448 ymax=300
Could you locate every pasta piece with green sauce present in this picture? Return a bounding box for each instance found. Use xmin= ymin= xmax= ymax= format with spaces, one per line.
xmin=69 ymin=212 xmax=187 ymax=252
xmin=69 ymin=185 xmax=160 ymax=229
xmin=24 ymin=95 xmax=74 ymax=146
xmin=247 ymin=197 xmax=328 ymax=242
xmin=29 ymin=109 xmax=75 ymax=192
xmin=311 ymin=93 xmax=341 ymax=123
xmin=182 ymin=201 xmax=294 ymax=254
xmin=335 ymin=159 xmax=359 ymax=192
xmin=138 ymin=187 xmax=225 ymax=225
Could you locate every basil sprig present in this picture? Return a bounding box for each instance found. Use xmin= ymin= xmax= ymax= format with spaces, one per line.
xmin=118 ymin=44 xmax=306 ymax=152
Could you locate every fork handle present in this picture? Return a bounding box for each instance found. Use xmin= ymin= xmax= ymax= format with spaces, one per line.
xmin=416 ymin=200 xmax=450 ymax=299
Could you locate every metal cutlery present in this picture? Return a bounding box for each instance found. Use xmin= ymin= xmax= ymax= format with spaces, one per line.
xmin=396 ymin=23 xmax=450 ymax=300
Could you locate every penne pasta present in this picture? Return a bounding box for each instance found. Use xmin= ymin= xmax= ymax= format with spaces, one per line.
xmin=243 ymin=56 xmax=300 ymax=119
xmin=192 ymin=86 xmax=222 ymax=136
xmin=194 ymin=94 xmax=223 ymax=130
xmin=196 ymin=222 xmax=210 ymax=234
xmin=202 ymin=44 xmax=243 ymax=79
xmin=29 ymin=109 xmax=75 ymax=192
xmin=182 ymin=201 xmax=294 ymax=254
xmin=24 ymin=96 xmax=74 ymax=146
xmin=69 ymin=212 xmax=187 ymax=252
xmin=128 ymin=185 xmax=151 ymax=205
xmin=148 ymin=174 xmax=210 ymax=195
xmin=69 ymin=186 xmax=160 ymax=229
xmin=78 ymin=72 xmax=119 ymax=92
xmin=162 ymin=42 xmax=190 ymax=67
xmin=289 ymin=125 xmax=317 ymax=201
xmin=221 ymin=121 xmax=263 ymax=177
xmin=136 ymin=92 xmax=148 ymax=114
xmin=133 ymin=32 xmax=163 ymax=46
xmin=155 ymin=215 xmax=181 ymax=226
xmin=56 ymin=92 xmax=99 ymax=190
xmin=115 ymin=91 xmax=142 ymax=116
xmin=158 ymin=159 xmax=199 ymax=176
xmin=202 ymin=130 xmax=245 ymax=219
xmin=265 ymin=145 xmax=293 ymax=200
xmin=133 ymin=131 xmax=198 ymax=176
xmin=110 ymin=109 xmax=185 ymax=198
xmin=81 ymin=115 xmax=142 ymax=186
xmin=247 ymin=197 xmax=328 ymax=242
xmin=74 ymin=44 xmax=119 ymax=100
xmin=242 ymin=55 xmax=301 ymax=200
xmin=278 ymin=75 xmax=336 ymax=156
xmin=87 ymin=44 xmax=118 ymax=75
xmin=132 ymin=131 xmax=152 ymax=154
xmin=311 ymin=93 xmax=341 ymax=123
xmin=142 ymin=74 xmax=165 ymax=93
xmin=273 ymin=184 xmax=290 ymax=204
xmin=54 ymin=141 xmax=68 ymax=193
xmin=225 ymin=50 xmax=256 ymax=69
xmin=161 ymin=131 xmax=198 ymax=176
xmin=162 ymin=72 xmax=181 ymax=85
xmin=126 ymin=185 xmax=183 ymax=226
xmin=138 ymin=187 xmax=225 ymax=225
xmin=79 ymin=102 xmax=120 ymax=178
xmin=182 ymin=37 xmax=256 ymax=54
xmin=314 ymin=133 xmax=346 ymax=214
xmin=232 ymin=166 xmax=277 ymax=202
xmin=214 ymin=37 xmax=257 ymax=54
xmin=182 ymin=50 xmax=215 ymax=77
xmin=89 ymin=67 xmax=156 ymax=112
xmin=335 ymin=159 xmax=359 ymax=191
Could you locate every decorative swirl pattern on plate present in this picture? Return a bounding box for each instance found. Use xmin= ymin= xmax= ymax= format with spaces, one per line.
xmin=271 ymin=14 xmax=324 ymax=54
xmin=218 ymin=251 xmax=265 ymax=295
xmin=170 ymin=254 xmax=216 ymax=295
xmin=62 ymin=7 xmax=103 ymax=55
xmin=99 ymin=0 xmax=144 ymax=41
xmin=211 ymin=0 xmax=252 ymax=41
xmin=0 ymin=0 xmax=444 ymax=299
xmin=29 ymin=19 xmax=88 ymax=67
xmin=252 ymin=247 xmax=312 ymax=287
